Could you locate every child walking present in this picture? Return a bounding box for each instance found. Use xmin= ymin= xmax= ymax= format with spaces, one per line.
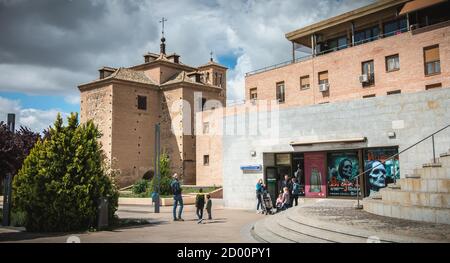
xmin=206 ymin=194 xmax=212 ymax=220
xmin=195 ymin=188 xmax=205 ymax=224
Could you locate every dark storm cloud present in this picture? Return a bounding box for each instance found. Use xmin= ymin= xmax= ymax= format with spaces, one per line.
xmin=0 ymin=0 xmax=158 ymax=71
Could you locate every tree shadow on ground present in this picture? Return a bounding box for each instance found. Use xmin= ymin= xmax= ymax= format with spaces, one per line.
xmin=0 ymin=230 xmax=85 ymax=242
xmin=0 ymin=218 xmax=166 ymax=241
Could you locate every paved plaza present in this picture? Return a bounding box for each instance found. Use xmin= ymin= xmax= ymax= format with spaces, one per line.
xmin=0 ymin=199 xmax=262 ymax=243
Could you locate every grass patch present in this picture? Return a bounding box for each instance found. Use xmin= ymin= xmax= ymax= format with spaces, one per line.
xmin=119 ymin=186 xmax=220 ymax=198
xmin=181 ymin=187 xmax=220 ymax=194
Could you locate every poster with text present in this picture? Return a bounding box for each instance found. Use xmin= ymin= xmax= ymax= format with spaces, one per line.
xmin=327 ymin=151 xmax=360 ymax=196
xmin=364 ymin=147 xmax=399 ymax=197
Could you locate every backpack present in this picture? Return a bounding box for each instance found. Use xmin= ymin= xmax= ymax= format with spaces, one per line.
xmin=196 ymin=194 xmax=205 ymax=207
xmin=293 ymin=183 xmax=300 ymax=195
xmin=171 ymin=180 xmax=181 ymax=195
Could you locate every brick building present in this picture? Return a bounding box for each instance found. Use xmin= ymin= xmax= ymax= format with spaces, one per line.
xmin=78 ymin=37 xmax=227 ymax=187
xmin=196 ymin=0 xmax=450 ymax=210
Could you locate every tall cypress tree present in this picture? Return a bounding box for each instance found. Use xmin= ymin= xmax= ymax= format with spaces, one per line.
xmin=13 ymin=113 xmax=118 ymax=232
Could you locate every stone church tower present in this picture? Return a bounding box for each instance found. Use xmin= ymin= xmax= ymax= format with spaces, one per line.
xmin=78 ymin=37 xmax=227 ymax=187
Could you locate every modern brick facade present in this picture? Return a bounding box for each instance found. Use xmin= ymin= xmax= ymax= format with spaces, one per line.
xmin=245 ymin=21 xmax=450 ymax=109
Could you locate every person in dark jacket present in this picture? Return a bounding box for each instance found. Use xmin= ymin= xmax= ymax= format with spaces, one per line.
xmin=256 ymin=178 xmax=263 ymax=213
xmin=291 ymin=178 xmax=301 ymax=206
xmin=206 ymin=194 xmax=212 ymax=220
xmin=280 ymin=174 xmax=293 ymax=192
xmin=195 ymin=188 xmax=205 ymax=223
xmin=171 ymin=173 xmax=184 ymax=221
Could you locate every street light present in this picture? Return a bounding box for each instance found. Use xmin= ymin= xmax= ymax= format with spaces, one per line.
xmin=153 ymin=123 xmax=161 ymax=213
xmin=2 ymin=113 xmax=15 ymax=226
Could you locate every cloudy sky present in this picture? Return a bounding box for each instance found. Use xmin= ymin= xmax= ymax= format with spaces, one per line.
xmin=0 ymin=0 xmax=373 ymax=132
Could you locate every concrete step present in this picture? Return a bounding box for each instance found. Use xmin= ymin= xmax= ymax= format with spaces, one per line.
xmin=252 ymin=219 xmax=293 ymax=243
xmin=278 ymin=214 xmax=366 ymax=243
xmin=264 ymin=215 xmax=329 ymax=243
xmin=380 ymin=188 xmax=450 ymax=208
xmin=439 ymin=154 xmax=450 ymax=167
xmin=364 ymin=198 xmax=450 ymax=224
xmin=398 ymin=178 xmax=449 ymax=193
xmin=414 ymin=167 xmax=450 ymax=180
xmin=289 ymin=207 xmax=405 ymax=242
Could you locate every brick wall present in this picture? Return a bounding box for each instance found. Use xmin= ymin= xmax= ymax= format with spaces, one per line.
xmin=246 ymin=25 xmax=450 ymax=107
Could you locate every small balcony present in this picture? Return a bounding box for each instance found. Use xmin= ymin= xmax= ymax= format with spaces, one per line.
xmin=246 ymin=0 xmax=449 ymax=77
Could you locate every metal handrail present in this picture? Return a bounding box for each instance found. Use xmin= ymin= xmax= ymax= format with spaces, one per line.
xmin=246 ymin=55 xmax=312 ymax=76
xmin=355 ymin=124 xmax=450 ymax=208
xmin=246 ymin=27 xmax=409 ymax=77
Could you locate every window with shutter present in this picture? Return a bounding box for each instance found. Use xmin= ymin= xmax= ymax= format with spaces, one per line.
xmin=300 ymin=76 xmax=310 ymax=90
xmin=318 ymin=71 xmax=328 ymax=85
xmin=424 ymin=45 xmax=440 ymax=76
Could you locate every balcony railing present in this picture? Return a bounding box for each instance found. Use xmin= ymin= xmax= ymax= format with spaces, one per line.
xmin=245 ymin=55 xmax=313 ymax=77
xmin=246 ymin=26 xmax=409 ymax=77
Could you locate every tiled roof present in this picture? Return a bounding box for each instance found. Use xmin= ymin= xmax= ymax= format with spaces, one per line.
xmin=162 ymin=71 xmax=198 ymax=86
xmin=80 ymin=68 xmax=157 ymax=87
xmin=162 ymin=71 xmax=220 ymax=90
xmin=198 ymin=60 xmax=228 ymax=69
xmin=110 ymin=68 xmax=156 ymax=85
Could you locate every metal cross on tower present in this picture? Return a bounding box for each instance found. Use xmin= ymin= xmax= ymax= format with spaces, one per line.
xmin=210 ymin=51 xmax=213 ymax=62
xmin=159 ymin=17 xmax=167 ymax=37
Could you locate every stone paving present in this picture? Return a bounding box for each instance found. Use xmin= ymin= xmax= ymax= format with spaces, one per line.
xmin=0 ymin=199 xmax=263 ymax=243
xmin=299 ymin=199 xmax=450 ymax=242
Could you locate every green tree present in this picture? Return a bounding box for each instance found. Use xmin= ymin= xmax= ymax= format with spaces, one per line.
xmin=12 ymin=113 xmax=118 ymax=232
xmin=150 ymin=152 xmax=172 ymax=195
xmin=0 ymin=122 xmax=41 ymax=190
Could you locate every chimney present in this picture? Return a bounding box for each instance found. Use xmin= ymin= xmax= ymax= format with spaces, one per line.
xmin=144 ymin=52 xmax=158 ymax=63
xmin=167 ymin=53 xmax=180 ymax=64
xmin=99 ymin=67 xmax=116 ymax=79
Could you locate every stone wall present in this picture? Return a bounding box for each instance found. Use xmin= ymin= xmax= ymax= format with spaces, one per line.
xmin=80 ymin=85 xmax=113 ymax=161
xmin=111 ymin=83 xmax=160 ymax=187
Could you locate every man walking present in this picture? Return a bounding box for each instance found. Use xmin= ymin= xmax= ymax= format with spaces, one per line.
xmin=171 ymin=173 xmax=184 ymax=221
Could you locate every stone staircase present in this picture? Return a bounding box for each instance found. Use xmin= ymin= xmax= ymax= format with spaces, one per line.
xmin=363 ymin=150 xmax=450 ymax=224
xmin=251 ymin=198 xmax=450 ymax=243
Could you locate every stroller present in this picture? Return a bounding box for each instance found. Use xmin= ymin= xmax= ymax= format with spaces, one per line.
xmin=259 ymin=191 xmax=275 ymax=215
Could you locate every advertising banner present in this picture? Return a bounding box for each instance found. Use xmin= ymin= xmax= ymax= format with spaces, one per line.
xmin=327 ymin=151 xmax=360 ymax=196
xmin=364 ymin=147 xmax=399 ymax=196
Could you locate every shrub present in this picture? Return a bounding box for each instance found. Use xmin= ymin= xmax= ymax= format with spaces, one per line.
xmin=12 ymin=113 xmax=119 ymax=232
xmin=150 ymin=152 xmax=172 ymax=195
xmin=132 ymin=179 xmax=149 ymax=195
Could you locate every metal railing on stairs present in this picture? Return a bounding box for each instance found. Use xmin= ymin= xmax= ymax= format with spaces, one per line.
xmin=355 ymin=124 xmax=450 ymax=209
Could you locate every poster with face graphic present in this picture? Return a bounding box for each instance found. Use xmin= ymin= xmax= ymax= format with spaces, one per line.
xmin=327 ymin=152 xmax=360 ymax=196
xmin=364 ymin=148 xmax=399 ymax=196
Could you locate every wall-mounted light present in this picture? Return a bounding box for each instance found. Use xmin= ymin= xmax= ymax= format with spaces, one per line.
xmin=388 ymin=131 xmax=396 ymax=139
xmin=250 ymin=151 xmax=256 ymax=157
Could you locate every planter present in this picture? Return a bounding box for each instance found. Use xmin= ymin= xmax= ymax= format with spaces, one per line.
xmin=160 ymin=195 xmax=196 ymax=206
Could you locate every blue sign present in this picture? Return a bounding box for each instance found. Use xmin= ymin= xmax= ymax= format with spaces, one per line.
xmin=240 ymin=165 xmax=262 ymax=171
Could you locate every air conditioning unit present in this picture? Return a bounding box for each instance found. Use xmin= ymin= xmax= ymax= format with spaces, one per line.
xmin=319 ymin=83 xmax=329 ymax=92
xmin=359 ymin=74 xmax=369 ymax=83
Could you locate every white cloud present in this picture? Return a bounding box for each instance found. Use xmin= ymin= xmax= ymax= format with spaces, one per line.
xmin=64 ymin=94 xmax=80 ymax=105
xmin=0 ymin=96 xmax=68 ymax=132
xmin=0 ymin=0 xmax=374 ymax=102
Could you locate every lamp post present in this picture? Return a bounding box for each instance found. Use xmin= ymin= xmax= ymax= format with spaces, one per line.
xmin=153 ymin=123 xmax=161 ymax=213
xmin=2 ymin=113 xmax=15 ymax=226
